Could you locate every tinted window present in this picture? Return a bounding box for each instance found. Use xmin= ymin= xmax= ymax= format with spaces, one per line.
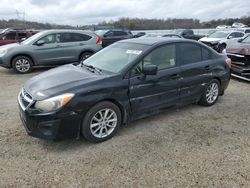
xmin=235 ymin=32 xmax=244 ymax=38
xmin=105 ymin=31 xmax=113 ymax=37
xmin=245 ymin=30 xmax=250 ymax=34
xmin=3 ymin=32 xmax=16 ymax=40
xmin=229 ymin=32 xmax=236 ymax=38
xmin=17 ymin=32 xmax=28 ymax=40
xmin=179 ymin=43 xmax=202 ymax=65
xmin=144 ymin=44 xmax=176 ymax=70
xmin=202 ymin=47 xmax=212 ymax=60
xmin=38 ymin=34 xmax=56 ymax=44
xmin=71 ymin=33 xmax=91 ymax=41
xmin=114 ymin=31 xmax=127 ymax=36
xmin=58 ymin=33 xmax=72 ymax=42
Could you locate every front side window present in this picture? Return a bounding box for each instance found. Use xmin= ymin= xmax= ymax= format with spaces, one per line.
xmin=131 ymin=44 xmax=176 ymax=77
xmin=144 ymin=44 xmax=176 ymax=70
xmin=178 ymin=43 xmax=202 ymax=65
xmin=37 ymin=34 xmax=56 ymax=44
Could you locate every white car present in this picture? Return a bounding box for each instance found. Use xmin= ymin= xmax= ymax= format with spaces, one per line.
xmin=199 ymin=30 xmax=244 ymax=52
xmin=232 ymin=22 xmax=247 ymax=28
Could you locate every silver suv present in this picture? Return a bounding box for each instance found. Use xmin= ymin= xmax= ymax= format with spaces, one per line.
xmin=0 ymin=30 xmax=103 ymax=73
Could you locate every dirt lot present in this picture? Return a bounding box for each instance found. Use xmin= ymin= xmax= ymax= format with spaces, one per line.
xmin=0 ymin=67 xmax=250 ymax=188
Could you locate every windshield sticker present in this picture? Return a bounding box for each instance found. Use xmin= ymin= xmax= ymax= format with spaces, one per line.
xmin=126 ymin=50 xmax=142 ymax=55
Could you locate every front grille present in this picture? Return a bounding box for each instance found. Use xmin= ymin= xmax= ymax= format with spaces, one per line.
xmin=18 ymin=88 xmax=34 ymax=111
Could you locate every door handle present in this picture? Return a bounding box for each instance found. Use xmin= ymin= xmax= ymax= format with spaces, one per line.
xmin=170 ymin=74 xmax=181 ymax=79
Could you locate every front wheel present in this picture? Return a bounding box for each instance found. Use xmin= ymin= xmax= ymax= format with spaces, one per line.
xmin=81 ymin=101 xmax=121 ymax=142
xmin=12 ymin=56 xmax=33 ymax=73
xmin=199 ymin=79 xmax=220 ymax=106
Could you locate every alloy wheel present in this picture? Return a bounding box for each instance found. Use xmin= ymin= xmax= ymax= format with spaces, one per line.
xmin=90 ymin=108 xmax=118 ymax=138
xmin=15 ymin=59 xmax=31 ymax=73
xmin=206 ymin=83 xmax=219 ymax=104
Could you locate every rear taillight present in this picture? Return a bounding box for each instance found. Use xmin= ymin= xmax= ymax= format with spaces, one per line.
xmin=225 ymin=58 xmax=232 ymax=68
xmin=96 ymin=36 xmax=102 ymax=45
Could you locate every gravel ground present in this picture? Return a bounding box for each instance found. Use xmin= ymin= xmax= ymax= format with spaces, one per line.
xmin=0 ymin=67 xmax=250 ymax=188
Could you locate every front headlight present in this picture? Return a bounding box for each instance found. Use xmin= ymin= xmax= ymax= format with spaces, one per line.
xmin=34 ymin=93 xmax=75 ymax=113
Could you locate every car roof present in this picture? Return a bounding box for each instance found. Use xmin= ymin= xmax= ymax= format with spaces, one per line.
xmin=119 ymin=37 xmax=191 ymax=46
xmin=39 ymin=29 xmax=94 ymax=35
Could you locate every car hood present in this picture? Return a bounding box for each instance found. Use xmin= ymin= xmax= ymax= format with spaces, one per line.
xmin=200 ymin=37 xmax=221 ymax=43
xmin=0 ymin=43 xmax=21 ymax=49
xmin=226 ymin=43 xmax=250 ymax=55
xmin=24 ymin=64 xmax=107 ymax=100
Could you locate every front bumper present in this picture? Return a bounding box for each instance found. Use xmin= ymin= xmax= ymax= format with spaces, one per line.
xmin=0 ymin=56 xmax=11 ymax=68
xmin=227 ymin=53 xmax=250 ymax=81
xmin=18 ymin=90 xmax=82 ymax=140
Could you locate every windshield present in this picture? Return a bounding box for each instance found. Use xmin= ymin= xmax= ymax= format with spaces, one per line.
xmin=82 ymin=42 xmax=148 ymax=74
xmin=21 ymin=32 xmax=43 ymax=45
xmin=242 ymin=35 xmax=250 ymax=43
xmin=208 ymin=31 xmax=229 ymax=38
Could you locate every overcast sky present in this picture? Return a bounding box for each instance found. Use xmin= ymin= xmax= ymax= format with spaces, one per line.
xmin=0 ymin=0 xmax=249 ymax=26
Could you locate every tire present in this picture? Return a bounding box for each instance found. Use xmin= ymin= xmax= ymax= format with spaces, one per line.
xmin=218 ymin=44 xmax=226 ymax=53
xmin=199 ymin=79 xmax=220 ymax=106
xmin=12 ymin=56 xmax=33 ymax=73
xmin=81 ymin=101 xmax=121 ymax=142
xmin=79 ymin=52 xmax=93 ymax=62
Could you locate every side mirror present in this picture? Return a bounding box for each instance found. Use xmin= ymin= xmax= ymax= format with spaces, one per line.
xmin=142 ymin=64 xmax=158 ymax=75
xmin=36 ymin=40 xmax=45 ymax=46
xmin=228 ymin=36 xmax=233 ymax=39
xmin=238 ymin=38 xmax=243 ymax=43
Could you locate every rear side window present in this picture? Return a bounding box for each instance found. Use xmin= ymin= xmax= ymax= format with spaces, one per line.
xmin=71 ymin=33 xmax=91 ymax=41
xmin=202 ymin=47 xmax=213 ymax=60
xmin=245 ymin=30 xmax=250 ymax=34
xmin=114 ymin=31 xmax=127 ymax=36
xmin=178 ymin=43 xmax=202 ymax=65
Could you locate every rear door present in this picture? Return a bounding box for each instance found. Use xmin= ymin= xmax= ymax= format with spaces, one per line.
xmin=129 ymin=44 xmax=181 ymax=116
xmin=177 ymin=42 xmax=213 ymax=103
xmin=56 ymin=32 xmax=92 ymax=63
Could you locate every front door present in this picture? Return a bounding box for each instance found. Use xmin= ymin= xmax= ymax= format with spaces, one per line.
xmin=129 ymin=44 xmax=181 ymax=117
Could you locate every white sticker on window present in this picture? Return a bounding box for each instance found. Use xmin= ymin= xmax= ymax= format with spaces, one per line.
xmin=126 ymin=50 xmax=142 ymax=55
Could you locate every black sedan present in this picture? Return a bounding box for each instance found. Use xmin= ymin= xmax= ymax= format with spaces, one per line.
xmin=18 ymin=38 xmax=231 ymax=142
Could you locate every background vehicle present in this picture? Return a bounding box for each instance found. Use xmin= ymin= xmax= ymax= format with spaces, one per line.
xmin=199 ymin=30 xmax=245 ymax=52
xmin=174 ymin=29 xmax=203 ymax=40
xmin=133 ymin=32 xmax=146 ymax=38
xmin=0 ymin=28 xmax=35 ymax=46
xmin=226 ymin=34 xmax=250 ymax=81
xmin=232 ymin=22 xmax=247 ymax=28
xmin=0 ymin=30 xmax=102 ymax=73
xmin=140 ymin=33 xmax=183 ymax=38
xmin=95 ymin=29 xmax=133 ymax=47
xmin=18 ymin=38 xmax=230 ymax=142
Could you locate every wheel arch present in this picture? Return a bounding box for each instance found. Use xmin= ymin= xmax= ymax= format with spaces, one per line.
xmin=10 ymin=54 xmax=35 ymax=68
xmin=78 ymin=50 xmax=95 ymax=61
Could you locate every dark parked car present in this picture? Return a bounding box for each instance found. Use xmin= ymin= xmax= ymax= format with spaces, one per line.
xmin=0 ymin=30 xmax=102 ymax=73
xmin=226 ymin=34 xmax=250 ymax=81
xmin=0 ymin=29 xmax=35 ymax=46
xmin=175 ymin=29 xmax=203 ymax=40
xmin=95 ymin=29 xmax=133 ymax=47
xmin=18 ymin=38 xmax=231 ymax=142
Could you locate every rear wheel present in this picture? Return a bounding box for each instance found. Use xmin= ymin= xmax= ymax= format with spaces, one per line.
xmin=12 ymin=56 xmax=33 ymax=73
xmin=199 ymin=79 xmax=220 ymax=106
xmin=81 ymin=101 xmax=121 ymax=142
xmin=79 ymin=52 xmax=93 ymax=62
